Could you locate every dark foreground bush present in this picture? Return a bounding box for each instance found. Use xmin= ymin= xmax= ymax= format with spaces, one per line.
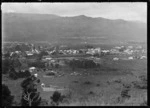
xmin=50 ymin=91 xmax=66 ymax=106
xmin=2 ymin=84 xmax=14 ymax=106
xmin=17 ymin=70 xmax=31 ymax=78
xmin=121 ymin=89 xmax=130 ymax=99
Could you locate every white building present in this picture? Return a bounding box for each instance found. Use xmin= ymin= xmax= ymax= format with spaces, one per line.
xmin=29 ymin=67 xmax=36 ymax=72
xmin=128 ymin=46 xmax=133 ymax=49
xmin=140 ymin=56 xmax=147 ymax=59
xmin=128 ymin=56 xmax=133 ymax=60
xmin=43 ymin=56 xmax=52 ymax=61
xmin=26 ymin=51 xmax=33 ymax=56
xmin=115 ymin=46 xmax=121 ymax=49
xmin=110 ymin=49 xmax=119 ymax=54
xmin=113 ymin=57 xmax=119 ymax=61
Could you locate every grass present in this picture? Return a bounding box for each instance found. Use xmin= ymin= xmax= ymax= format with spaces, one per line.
xmin=59 ymin=91 xmax=147 ymax=106
xmin=2 ymin=54 xmax=147 ymax=106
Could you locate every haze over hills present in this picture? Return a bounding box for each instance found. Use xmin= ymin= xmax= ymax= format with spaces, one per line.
xmin=2 ymin=13 xmax=147 ymax=44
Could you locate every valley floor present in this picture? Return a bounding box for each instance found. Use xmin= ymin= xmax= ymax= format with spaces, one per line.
xmin=2 ymin=56 xmax=147 ymax=106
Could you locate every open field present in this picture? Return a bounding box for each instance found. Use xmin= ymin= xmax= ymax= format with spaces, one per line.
xmin=2 ymin=55 xmax=147 ymax=106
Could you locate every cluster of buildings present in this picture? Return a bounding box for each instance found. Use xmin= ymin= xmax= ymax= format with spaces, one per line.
xmin=3 ymin=42 xmax=147 ymax=73
xmin=101 ymin=45 xmax=146 ymax=55
xmin=3 ymin=43 xmax=42 ymax=58
xmin=86 ymin=48 xmax=101 ymax=55
xmin=45 ymin=47 xmax=101 ymax=56
xmin=59 ymin=49 xmax=79 ymax=55
xmin=111 ymin=45 xmax=147 ymax=61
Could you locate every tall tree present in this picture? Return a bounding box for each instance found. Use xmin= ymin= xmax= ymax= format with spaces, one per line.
xmin=21 ymin=75 xmax=41 ymax=106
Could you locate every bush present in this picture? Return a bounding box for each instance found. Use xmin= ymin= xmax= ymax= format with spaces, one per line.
xmin=139 ymin=75 xmax=147 ymax=82
xmin=88 ymin=91 xmax=95 ymax=95
xmin=121 ymin=89 xmax=130 ymax=98
xmin=84 ymin=81 xmax=92 ymax=85
xmin=50 ymin=91 xmax=65 ymax=105
xmin=2 ymin=59 xmax=11 ymax=74
xmin=17 ymin=70 xmax=31 ymax=78
xmin=46 ymin=72 xmax=55 ymax=76
xmin=73 ymin=81 xmax=79 ymax=83
xmin=9 ymin=68 xmax=18 ymax=80
xmin=28 ymin=60 xmax=45 ymax=69
xmin=2 ymin=84 xmax=14 ymax=106
xmin=96 ymin=84 xmax=100 ymax=87
xmin=69 ymin=59 xmax=99 ymax=69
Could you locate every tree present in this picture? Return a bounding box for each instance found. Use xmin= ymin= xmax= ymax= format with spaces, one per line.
xmin=9 ymin=68 xmax=18 ymax=80
xmin=21 ymin=76 xmax=41 ymax=106
xmin=29 ymin=60 xmax=45 ymax=69
xmin=2 ymin=84 xmax=14 ymax=106
xmin=17 ymin=70 xmax=31 ymax=78
xmin=12 ymin=58 xmax=22 ymax=69
xmin=4 ymin=51 xmax=10 ymax=58
xmin=15 ymin=45 xmax=21 ymax=51
xmin=55 ymin=63 xmax=59 ymax=69
xmin=39 ymin=50 xmax=49 ymax=58
xmin=2 ymin=59 xmax=11 ymax=74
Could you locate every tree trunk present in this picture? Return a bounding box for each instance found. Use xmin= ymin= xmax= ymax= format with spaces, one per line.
xmin=29 ymin=100 xmax=32 ymax=106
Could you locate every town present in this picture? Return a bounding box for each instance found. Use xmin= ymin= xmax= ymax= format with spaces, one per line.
xmin=2 ymin=2 xmax=147 ymax=106
xmin=2 ymin=41 xmax=147 ymax=106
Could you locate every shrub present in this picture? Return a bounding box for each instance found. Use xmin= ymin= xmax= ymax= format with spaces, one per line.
xmin=69 ymin=59 xmax=99 ymax=69
xmin=139 ymin=75 xmax=147 ymax=82
xmin=50 ymin=91 xmax=65 ymax=105
xmin=2 ymin=59 xmax=11 ymax=74
xmin=17 ymin=70 xmax=31 ymax=78
xmin=88 ymin=91 xmax=94 ymax=95
xmin=9 ymin=71 xmax=18 ymax=80
xmin=2 ymin=84 xmax=14 ymax=106
xmin=46 ymin=72 xmax=55 ymax=76
xmin=84 ymin=81 xmax=92 ymax=85
xmin=96 ymin=84 xmax=100 ymax=87
xmin=121 ymin=89 xmax=130 ymax=99
xmin=73 ymin=81 xmax=79 ymax=83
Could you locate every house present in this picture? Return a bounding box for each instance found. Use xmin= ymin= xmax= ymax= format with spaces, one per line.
xmin=140 ymin=56 xmax=147 ymax=59
xmin=115 ymin=46 xmax=121 ymax=49
xmin=124 ymin=49 xmax=133 ymax=55
xmin=128 ymin=56 xmax=133 ymax=60
xmin=102 ymin=50 xmax=110 ymax=53
xmin=110 ymin=49 xmax=119 ymax=54
xmin=136 ymin=45 xmax=142 ymax=49
xmin=113 ymin=57 xmax=119 ymax=61
xmin=42 ymin=56 xmax=52 ymax=61
xmin=34 ymin=73 xmax=38 ymax=77
xmin=26 ymin=51 xmax=33 ymax=56
xmin=128 ymin=46 xmax=133 ymax=49
xmin=86 ymin=48 xmax=101 ymax=55
xmin=29 ymin=67 xmax=36 ymax=72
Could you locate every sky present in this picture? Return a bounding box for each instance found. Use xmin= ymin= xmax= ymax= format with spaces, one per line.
xmin=2 ymin=2 xmax=147 ymax=22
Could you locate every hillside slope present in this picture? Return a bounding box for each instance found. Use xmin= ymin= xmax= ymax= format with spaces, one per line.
xmin=2 ymin=13 xmax=147 ymax=44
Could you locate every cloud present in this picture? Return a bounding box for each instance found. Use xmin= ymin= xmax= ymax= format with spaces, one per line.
xmin=2 ymin=2 xmax=147 ymax=22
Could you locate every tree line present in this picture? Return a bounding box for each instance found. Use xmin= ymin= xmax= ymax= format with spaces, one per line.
xmin=69 ymin=59 xmax=100 ymax=70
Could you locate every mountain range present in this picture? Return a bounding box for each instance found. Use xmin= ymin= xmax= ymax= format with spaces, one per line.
xmin=2 ymin=13 xmax=147 ymax=44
